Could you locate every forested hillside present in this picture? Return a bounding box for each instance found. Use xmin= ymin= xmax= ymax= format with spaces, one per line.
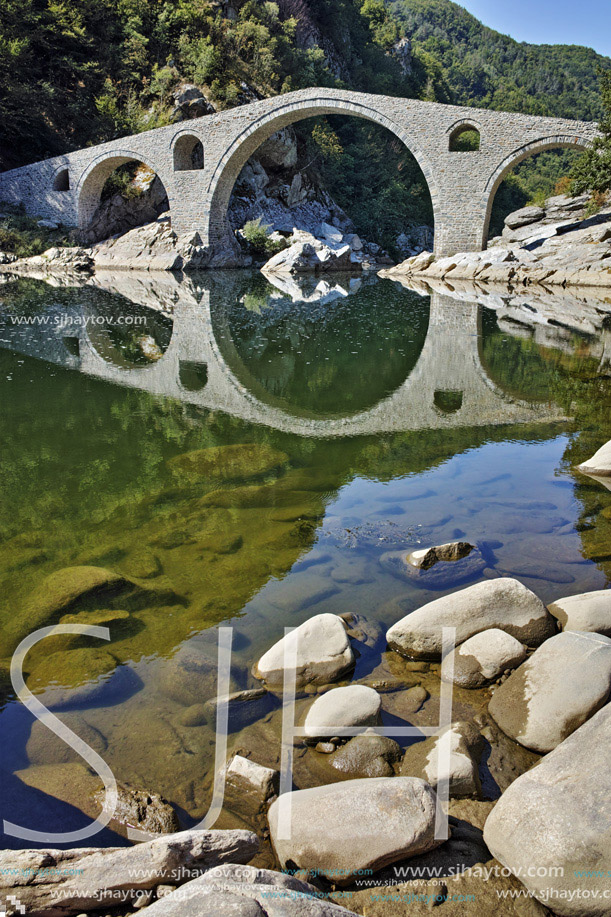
xmin=0 ymin=0 xmax=608 ymax=249
xmin=389 ymin=0 xmax=607 ymax=120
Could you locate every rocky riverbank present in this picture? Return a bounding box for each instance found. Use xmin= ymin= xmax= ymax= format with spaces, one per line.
xmin=2 ymin=438 xmax=610 ymax=917
xmin=380 ymin=193 xmax=611 ymax=289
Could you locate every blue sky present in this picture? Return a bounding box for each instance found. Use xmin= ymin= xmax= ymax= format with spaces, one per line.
xmin=457 ymin=0 xmax=611 ymax=57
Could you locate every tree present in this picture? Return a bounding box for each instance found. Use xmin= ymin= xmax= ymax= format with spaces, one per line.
xmin=570 ymin=68 xmax=611 ymax=195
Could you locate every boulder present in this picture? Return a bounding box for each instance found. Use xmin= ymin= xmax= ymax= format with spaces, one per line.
xmin=400 ymin=722 xmax=484 ymax=798
xmin=268 ymin=777 xmax=442 ymax=884
xmin=262 ymin=240 xmax=353 ymax=274
xmin=577 ymin=438 xmax=611 ymax=477
xmin=548 ymin=590 xmax=611 ymax=636
xmin=386 ymin=578 xmax=555 ymax=660
xmin=504 ymin=206 xmax=546 ymax=230
xmin=443 ymin=628 xmax=528 ymax=688
xmin=303 ymin=685 xmax=382 ymax=739
xmin=488 ymin=631 xmax=611 ymax=753
xmin=380 ymin=543 xmax=486 ymax=590
xmin=27 ymin=566 xmax=131 ymax=630
xmin=167 ymin=443 xmax=288 ymax=483
xmin=406 ymin=541 xmax=475 ymax=569
xmin=141 ymin=865 xmax=361 ymax=916
xmin=330 ymin=735 xmax=402 ymax=778
xmin=224 ymin=755 xmax=279 ymax=819
xmin=37 ymin=219 xmax=60 ymax=230
xmin=484 ymin=704 xmax=611 ymax=915
xmin=0 ymin=829 xmax=259 ymax=917
xmin=203 ymin=688 xmax=276 ymax=733
xmin=254 ymin=614 xmax=355 ymax=688
xmin=92 ymin=782 xmax=181 ymax=835
xmin=159 ymin=646 xmax=227 ymax=708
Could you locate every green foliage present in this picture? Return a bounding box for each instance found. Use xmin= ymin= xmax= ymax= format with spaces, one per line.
xmin=0 ymin=204 xmax=74 ymax=257
xmin=449 ymin=128 xmax=480 ymax=151
xmin=241 ymin=218 xmax=285 ymax=256
xmin=570 ymin=68 xmax=611 ymax=197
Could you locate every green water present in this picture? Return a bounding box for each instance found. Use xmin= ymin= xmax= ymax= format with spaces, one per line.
xmin=0 ymin=270 xmax=610 ymax=845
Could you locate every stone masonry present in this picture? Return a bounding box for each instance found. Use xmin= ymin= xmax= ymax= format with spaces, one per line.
xmin=0 ymin=88 xmax=599 ymax=260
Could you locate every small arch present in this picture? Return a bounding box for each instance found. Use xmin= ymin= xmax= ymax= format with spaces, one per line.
xmin=173 ymin=134 xmax=204 ymax=171
xmin=53 ymin=168 xmax=70 ymax=191
xmin=179 ymin=360 xmax=208 ymax=391
xmin=76 ymin=151 xmax=171 ymax=241
xmin=434 ymin=389 xmax=463 ymax=414
xmin=448 ymin=121 xmax=481 ymax=152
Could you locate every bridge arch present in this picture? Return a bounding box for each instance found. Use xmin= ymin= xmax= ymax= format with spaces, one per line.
xmin=205 ymin=95 xmax=441 ymax=251
xmin=481 ymin=133 xmax=592 ymax=248
xmin=76 ymin=149 xmax=173 ymax=238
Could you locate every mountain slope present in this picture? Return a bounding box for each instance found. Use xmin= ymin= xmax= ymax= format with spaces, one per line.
xmin=388 ymin=0 xmax=609 ymax=119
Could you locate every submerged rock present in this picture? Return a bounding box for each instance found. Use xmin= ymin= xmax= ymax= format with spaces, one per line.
xmin=400 ymin=721 xmax=484 ymax=798
xmin=254 ymin=613 xmax=355 ymax=688
xmin=548 ymin=589 xmax=611 ymax=636
xmin=330 ymin=735 xmax=402 ymax=778
xmin=27 ymin=565 xmax=131 ymax=629
xmin=168 ymin=443 xmax=288 ymax=483
xmin=92 ymin=781 xmax=181 ymax=835
xmin=268 ymin=777 xmax=442 ymax=884
xmin=444 ymin=628 xmax=528 ymax=688
xmin=380 ymin=543 xmax=485 ymax=590
xmin=484 ymin=704 xmax=611 ymax=915
xmin=488 ymin=631 xmax=611 ymax=753
xmin=25 ymin=647 xmax=133 ymax=709
xmin=303 ymin=685 xmax=382 ymax=740
xmin=386 ymin=578 xmax=555 ymax=660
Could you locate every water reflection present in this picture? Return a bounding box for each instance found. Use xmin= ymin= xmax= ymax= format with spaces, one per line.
xmin=1 ymin=269 xmax=610 ymax=844
xmin=0 ymin=271 xmax=576 ymax=434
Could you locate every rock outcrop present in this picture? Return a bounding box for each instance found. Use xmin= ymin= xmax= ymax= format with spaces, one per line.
xmin=400 ymin=721 xmax=484 ymax=798
xmin=0 ymin=829 xmax=259 ymax=917
xmin=380 ymin=193 xmax=611 ymax=289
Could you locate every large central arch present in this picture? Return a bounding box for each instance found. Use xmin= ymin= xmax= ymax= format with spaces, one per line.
xmin=205 ymin=95 xmax=441 ymax=252
xmin=480 ymin=134 xmax=592 ymax=249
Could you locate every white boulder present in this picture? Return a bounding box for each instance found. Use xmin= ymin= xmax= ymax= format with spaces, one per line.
xmin=254 ymin=613 xmax=354 ymax=688
xmin=268 ymin=777 xmax=441 ymax=884
xmin=488 ymin=631 xmax=611 ymax=752
xmin=386 ymin=578 xmax=555 ymax=660
xmin=303 ymin=685 xmax=382 ymax=739
xmin=443 ymin=628 xmax=528 ymax=688
xmin=548 ymin=590 xmax=611 ymax=636
xmin=484 ymin=704 xmax=611 ymax=916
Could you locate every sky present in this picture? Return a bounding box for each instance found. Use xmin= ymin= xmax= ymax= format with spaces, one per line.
xmin=457 ymin=0 xmax=611 ymax=57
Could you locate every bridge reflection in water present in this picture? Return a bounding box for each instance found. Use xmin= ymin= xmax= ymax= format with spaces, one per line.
xmin=0 ymin=270 xmax=574 ymax=436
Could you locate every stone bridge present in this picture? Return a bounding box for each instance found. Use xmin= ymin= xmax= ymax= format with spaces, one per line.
xmin=0 ymin=276 xmax=565 ymax=436
xmin=0 ymin=89 xmax=599 ymax=260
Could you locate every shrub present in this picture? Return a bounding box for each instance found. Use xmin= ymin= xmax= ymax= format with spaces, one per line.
xmin=241 ymin=218 xmax=286 ymax=256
